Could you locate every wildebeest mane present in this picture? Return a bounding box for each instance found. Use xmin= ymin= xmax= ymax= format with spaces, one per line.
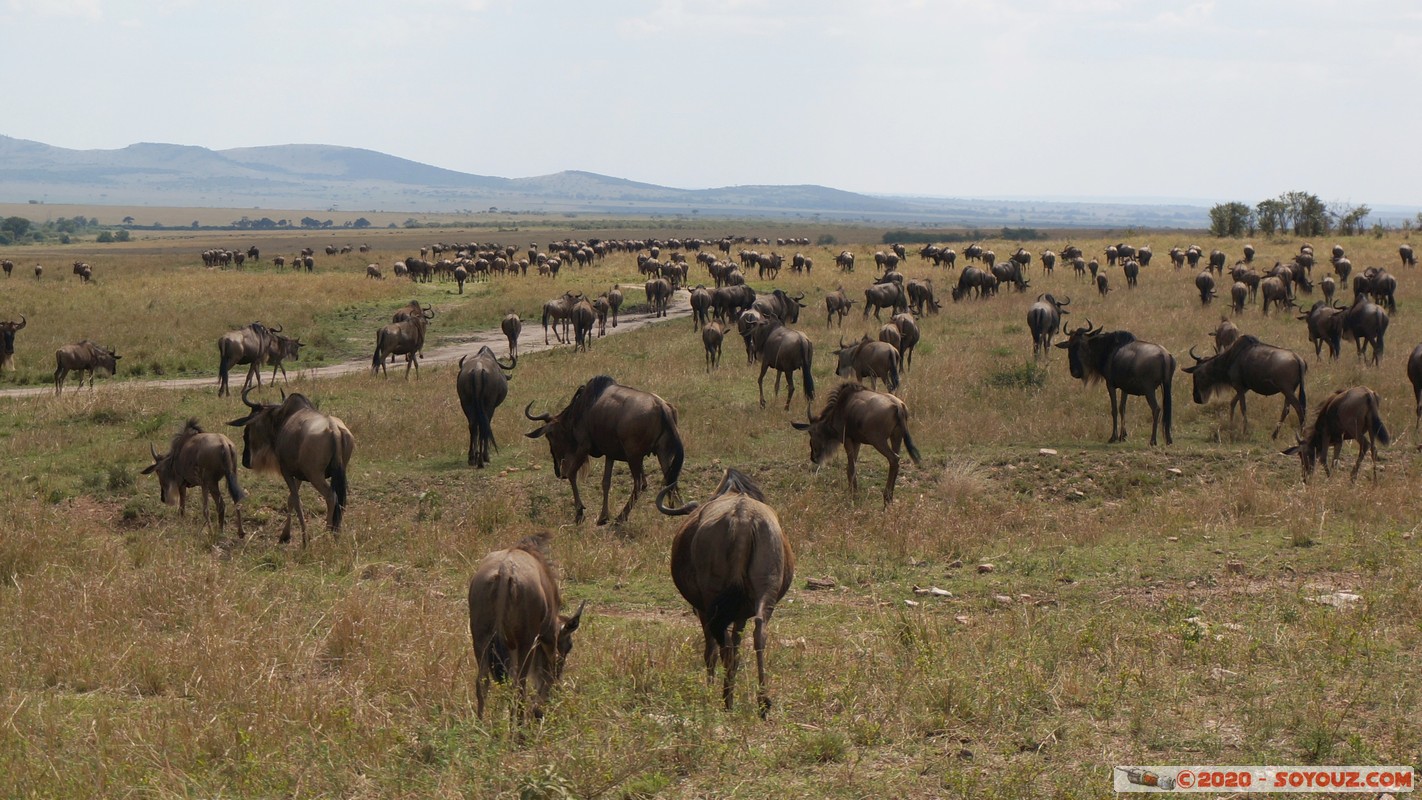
xmin=815 ymin=381 xmax=869 ymax=423
xmin=566 ymin=375 xmax=618 ymax=424
xmin=1081 ymin=331 xmax=1137 ymax=384
xmin=713 ymin=468 xmax=766 ymax=503
xmin=168 ymin=418 xmax=205 ymax=450
xmin=513 ymin=531 xmax=555 ymax=567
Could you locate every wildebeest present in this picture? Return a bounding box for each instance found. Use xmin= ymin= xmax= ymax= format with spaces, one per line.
xmin=702 ymin=320 xmax=724 ymax=371
xmin=606 ymin=285 xmax=624 ymax=327
xmin=1242 ymin=244 xmax=1255 ymax=265
xmin=1195 ymin=271 xmax=1216 ymax=305
xmin=53 ymin=339 xmax=121 ymax=394
xmin=1096 ymin=272 xmax=1110 ymax=297
xmin=952 ymin=266 xmax=991 ymax=301
xmin=906 ymin=279 xmax=940 ymax=315
xmin=141 ymin=419 xmax=245 ymax=537
xmin=1122 ymin=259 xmax=1139 ymax=288
xmin=712 ymin=285 xmax=756 ymax=324
xmin=1283 ymin=386 xmax=1389 ymax=482
xmin=501 ymin=312 xmax=522 ymax=359
xmin=365 ymin=264 xmax=383 ymax=280
xmin=891 ymin=313 xmax=920 ymax=372
xmin=1182 ymin=335 xmax=1307 ymax=439
xmin=752 ymin=289 xmax=806 ymax=325
xmin=878 ymin=322 xmax=901 ymax=354
xmin=657 ymin=468 xmax=793 ymax=716
xmin=1027 ymin=294 xmax=1070 ymax=358
xmin=457 ymin=346 xmax=516 ymax=468
xmin=834 ymin=335 xmax=900 ymax=392
xmin=1298 ymin=301 xmax=1344 ymax=359
xmin=753 ymin=317 xmax=816 ymax=412
xmin=1 ymin=260 xmax=11 ymax=277
xmin=1260 ymin=276 xmax=1293 ymax=315
xmin=217 ymin=322 xmax=281 ymax=397
xmin=645 ymin=277 xmax=673 ymax=318
xmin=791 ymin=382 xmax=921 ymax=505
xmin=0 ymin=315 xmax=27 ymax=371
xmin=1401 ymin=244 xmax=1417 ymax=268
xmin=570 ymin=297 xmax=597 ymax=352
xmin=1055 ymin=323 xmax=1175 ymax=445
xmin=541 ymin=291 xmax=583 ymax=344
xmin=1230 ymin=281 xmax=1249 ymax=315
xmin=1341 ymin=293 xmax=1389 ymax=365
xmin=863 ymin=282 xmax=906 ymax=320
xmin=467 ymin=533 xmax=584 ymax=722
xmin=227 ymin=389 xmax=355 ymax=547
xmin=372 ymin=302 xmax=434 ymax=377
xmin=1409 ymin=344 xmax=1422 ymax=427
xmin=689 ymin=285 xmax=712 ymax=330
xmin=825 ymin=287 xmax=856 ymax=327
xmin=524 ymin=375 xmax=685 ymax=525
xmin=1209 ymin=317 xmax=1240 ymax=354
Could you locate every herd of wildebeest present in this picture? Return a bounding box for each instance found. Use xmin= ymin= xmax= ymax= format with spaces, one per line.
xmin=3 ymin=233 xmax=1421 ymax=720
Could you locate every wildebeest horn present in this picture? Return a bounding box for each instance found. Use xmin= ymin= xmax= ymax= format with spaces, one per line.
xmin=269 ymin=324 xmax=282 ymax=333
xmin=15 ymin=315 xmax=25 ymax=330
xmin=1188 ymin=345 xmax=1204 ymax=362
xmin=655 ymin=483 xmax=699 ymax=516
xmin=497 ymin=355 xmax=517 ymax=371
xmin=524 ymin=401 xmax=551 ymax=422
xmin=241 ymin=386 xmax=262 ymax=410
xmin=458 ymin=354 xmax=467 ymax=369
xmin=1059 ymin=296 xmax=1071 ymax=306
xmin=150 ymin=443 xmax=160 ymax=462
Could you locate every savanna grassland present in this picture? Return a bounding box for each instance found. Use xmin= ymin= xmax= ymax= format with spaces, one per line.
xmin=1 ymin=223 xmax=1421 ymax=799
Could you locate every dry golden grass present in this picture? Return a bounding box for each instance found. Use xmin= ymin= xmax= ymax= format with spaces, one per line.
xmin=1 ymin=224 xmax=1421 ymax=797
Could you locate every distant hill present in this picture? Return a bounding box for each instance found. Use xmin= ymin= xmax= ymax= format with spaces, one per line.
xmin=0 ymin=134 xmax=1216 ymax=227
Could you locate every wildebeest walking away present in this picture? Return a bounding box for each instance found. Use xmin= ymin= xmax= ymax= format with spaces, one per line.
xmin=467 ymin=533 xmax=584 ymax=722
xmin=1056 ymin=323 xmax=1175 ymax=446
xmin=1027 ymin=294 xmax=1070 ymax=358
xmin=833 ymin=335 xmax=900 ymax=392
xmin=228 ymin=389 xmax=355 ymax=547
xmin=1283 ymin=386 xmax=1389 ymax=482
xmin=753 ymin=317 xmax=815 ymax=412
xmin=792 ymin=382 xmax=922 ymax=505
xmin=372 ymin=302 xmax=434 ymax=377
xmin=657 ymin=469 xmax=794 ymax=716
xmin=501 ymin=312 xmax=522 ymax=359
xmin=53 ymin=340 xmax=120 ymax=395
xmin=524 ymin=375 xmax=685 ymax=525
xmin=457 ymin=346 xmax=516 ymax=468
xmin=1182 ymin=336 xmax=1307 ymax=439
xmin=141 ymin=419 xmax=245 ymax=537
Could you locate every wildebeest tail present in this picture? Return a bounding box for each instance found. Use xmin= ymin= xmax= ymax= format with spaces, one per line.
xmin=887 ymin=350 xmax=901 ymax=392
xmin=898 ymin=404 xmax=923 ymax=466
xmin=470 ymin=370 xmax=496 ymax=452
xmin=1162 ymin=357 xmax=1174 ymax=441
xmin=800 ymin=337 xmax=815 ymax=400
xmin=1369 ymin=391 xmax=1390 ymax=446
xmin=371 ymin=329 xmax=386 ymax=372
xmin=659 ymin=404 xmax=686 ymax=504
xmin=217 ymin=344 xmax=232 ymax=395
xmin=327 ymin=437 xmax=348 ymax=532
xmin=225 ymin=442 xmax=246 ymax=503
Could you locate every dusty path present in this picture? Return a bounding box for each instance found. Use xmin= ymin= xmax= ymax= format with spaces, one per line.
xmin=0 ymin=292 xmax=694 ymax=400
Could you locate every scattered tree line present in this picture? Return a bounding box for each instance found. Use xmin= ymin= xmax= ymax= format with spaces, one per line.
xmin=1209 ymin=191 xmax=1373 ymax=238
xmin=0 ymin=215 xmax=127 ymax=245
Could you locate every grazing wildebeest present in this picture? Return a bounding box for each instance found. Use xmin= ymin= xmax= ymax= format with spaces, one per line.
xmin=0 ymin=315 xmax=27 ymax=371
xmin=227 ymin=389 xmax=354 ymax=547
xmin=366 ymin=264 xmax=383 ymax=280
xmin=833 ymin=335 xmax=900 ymax=392
xmin=1401 ymin=244 xmax=1417 ymax=268
xmin=891 ymin=313 xmax=920 ymax=372
xmin=524 ymin=375 xmax=685 ymax=525
xmin=1027 ymin=294 xmax=1071 ymax=358
xmin=863 ymin=282 xmax=906 ymax=320
xmin=1260 ymin=276 xmax=1293 ymax=315
xmin=54 ymin=340 xmax=120 ymax=395
xmin=1 ymin=260 xmax=11 ymax=277
xmin=141 ymin=419 xmax=245 ymax=537
xmin=825 ymin=287 xmax=856 ymax=327
xmin=1208 ymin=317 xmax=1240 ymax=354
xmin=752 ymin=289 xmax=806 ymax=324
xmin=1122 ymin=259 xmax=1139 ymax=288
xmin=1182 ymin=335 xmax=1307 ymax=439
xmin=906 ymin=279 xmax=940 ymax=315
xmin=753 ymin=317 xmax=816 ymax=412
xmin=1298 ymin=301 xmax=1344 ymax=359
xmin=457 ymin=346 xmax=516 ymax=468
xmin=702 ymin=320 xmax=724 ymax=371
xmin=712 ymin=284 xmax=756 ymax=324
xmin=467 ymin=533 xmax=584 ymax=722
xmin=501 ymin=312 xmax=522 ymax=359
xmin=878 ymin=322 xmax=901 ymax=355
xmin=1242 ymin=244 xmax=1255 ymax=265
xmin=791 ymin=382 xmax=922 ymax=505
xmin=1320 ymin=274 xmax=1336 ymax=304
xmin=1283 ymin=386 xmax=1389 ymax=482
xmin=260 ymin=331 xmax=304 ymax=389
xmin=1195 ymin=270 xmax=1217 ymax=305
xmin=372 ymin=302 xmax=434 ymax=377
xmin=1231 ymin=281 xmax=1249 ymax=315
xmin=656 ymin=469 xmax=793 ymax=716
xmin=1341 ymin=293 xmax=1389 ymax=365
xmin=1096 ymin=272 xmax=1110 ymax=297
xmin=1055 ymin=323 xmax=1175 ymax=445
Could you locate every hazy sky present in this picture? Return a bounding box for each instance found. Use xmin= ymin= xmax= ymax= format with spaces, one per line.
xmin=4 ymin=0 xmax=1419 ymax=206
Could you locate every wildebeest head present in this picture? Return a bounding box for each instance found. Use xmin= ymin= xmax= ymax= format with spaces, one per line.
xmin=140 ymin=418 xmax=203 ymax=505
xmin=227 ymin=388 xmax=314 ymax=472
xmin=523 ymin=376 xmax=615 ymax=479
xmin=1054 ymin=321 xmax=1105 ymax=381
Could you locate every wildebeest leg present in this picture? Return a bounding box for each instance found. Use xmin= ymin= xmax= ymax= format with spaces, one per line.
xmin=281 ymin=475 xmax=306 ymax=546
xmin=567 ymin=475 xmax=586 ymax=523
xmin=722 ymin=621 xmax=746 ymax=710
xmin=1106 ymin=388 xmax=1122 ymax=443
xmin=1350 ymin=438 xmax=1371 ymax=482
xmin=757 ymin=362 xmax=771 ymax=408
xmin=752 ymin=610 xmax=771 ymax=717
xmin=200 ymin=481 xmax=216 ymax=531
xmin=1272 ymin=394 xmax=1296 ymax=439
xmin=244 ymin=361 xmax=262 ymax=393
xmin=598 ymin=456 xmax=616 ymax=525
xmin=306 ymin=473 xmax=340 ymax=537
xmin=615 ymin=458 xmax=646 ymax=524
xmin=1237 ymin=392 xmax=1250 ymax=436
xmin=1144 ymin=391 xmax=1162 ymax=446
xmin=699 ymin=618 xmax=720 ymax=685
xmin=177 ymin=485 xmax=188 ymax=518
xmin=404 ymin=353 xmax=417 ymax=379
xmin=870 ymin=439 xmax=901 ymax=505
xmin=783 ymin=370 xmax=795 ymax=412
xmin=844 ymin=441 xmax=861 ymax=494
